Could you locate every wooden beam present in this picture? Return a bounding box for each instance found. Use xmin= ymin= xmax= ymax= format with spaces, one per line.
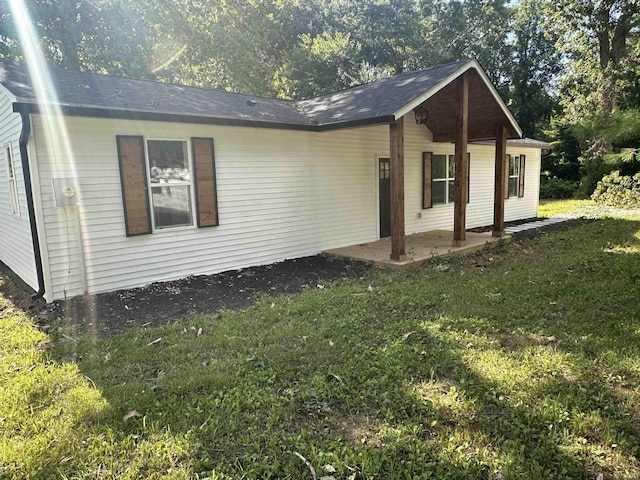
xmin=452 ymin=72 xmax=469 ymax=247
xmin=390 ymin=117 xmax=407 ymax=262
xmin=493 ymin=124 xmax=508 ymax=237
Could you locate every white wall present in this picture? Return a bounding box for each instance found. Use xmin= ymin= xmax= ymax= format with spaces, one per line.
xmin=32 ymin=116 xmax=388 ymax=301
xmin=403 ymin=119 xmax=540 ymax=232
xmin=0 ymin=89 xmax=37 ymax=289
xmin=31 ymin=114 xmax=541 ymax=301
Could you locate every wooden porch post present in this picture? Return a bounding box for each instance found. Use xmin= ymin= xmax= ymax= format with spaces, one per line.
xmin=493 ymin=124 xmax=508 ymax=237
xmin=390 ymin=117 xmax=406 ymax=262
xmin=452 ymin=72 xmax=469 ymax=247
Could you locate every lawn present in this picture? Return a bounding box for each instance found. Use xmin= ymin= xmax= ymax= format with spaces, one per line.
xmin=2 ymin=215 xmax=640 ymax=479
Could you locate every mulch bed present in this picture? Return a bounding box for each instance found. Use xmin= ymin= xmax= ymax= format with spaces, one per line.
xmin=41 ymin=256 xmax=371 ymax=337
xmin=0 ymin=218 xmax=590 ymax=338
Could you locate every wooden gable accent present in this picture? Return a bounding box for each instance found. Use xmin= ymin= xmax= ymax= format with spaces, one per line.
xmin=191 ymin=137 xmax=219 ymax=227
xmin=116 ymin=135 xmax=151 ymax=236
xmin=415 ymin=69 xmax=520 ymax=143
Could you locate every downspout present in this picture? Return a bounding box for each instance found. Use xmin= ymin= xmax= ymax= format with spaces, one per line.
xmin=18 ymin=110 xmax=46 ymax=300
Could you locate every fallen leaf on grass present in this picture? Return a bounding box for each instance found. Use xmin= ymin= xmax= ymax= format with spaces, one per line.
xmin=197 ymin=327 xmax=203 ymax=337
xmin=123 ymin=410 xmax=142 ymax=421
xmin=38 ymin=342 xmax=55 ymax=350
xmin=293 ymin=451 xmax=317 ymax=480
xmin=367 ymin=284 xmax=374 ymax=292
xmin=326 ymin=373 xmax=343 ymax=383
xmin=147 ymin=337 xmax=162 ymax=346
xmin=403 ymin=331 xmax=416 ymax=339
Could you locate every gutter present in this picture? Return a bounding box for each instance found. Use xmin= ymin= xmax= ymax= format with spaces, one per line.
xmin=17 ymin=110 xmax=45 ymax=300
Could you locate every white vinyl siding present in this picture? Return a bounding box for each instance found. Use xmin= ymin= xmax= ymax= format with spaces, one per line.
xmin=32 ymin=113 xmax=541 ymax=301
xmin=403 ymin=119 xmax=540 ymax=232
xmin=32 ymin=116 xmax=387 ymax=300
xmin=0 ymin=90 xmax=38 ymax=289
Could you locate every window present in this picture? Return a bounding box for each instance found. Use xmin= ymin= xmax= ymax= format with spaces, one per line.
xmin=5 ymin=143 xmax=19 ymax=216
xmin=423 ymin=152 xmax=470 ymax=208
xmin=506 ymin=154 xmax=525 ymax=199
xmin=116 ymin=136 xmax=218 ymax=236
xmin=147 ymin=139 xmax=192 ymax=229
xmin=509 ymin=155 xmax=519 ymax=197
xmin=432 ymin=154 xmax=455 ymax=205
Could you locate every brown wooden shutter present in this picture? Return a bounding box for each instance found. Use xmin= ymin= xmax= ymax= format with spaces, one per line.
xmin=504 ymin=153 xmax=510 ymax=199
xmin=518 ymin=154 xmax=526 ymax=197
xmin=422 ymin=152 xmax=432 ymax=209
xmin=116 ymin=135 xmax=151 ymax=236
xmin=466 ymin=152 xmax=471 ymax=204
xmin=191 ymin=137 xmax=219 ymax=227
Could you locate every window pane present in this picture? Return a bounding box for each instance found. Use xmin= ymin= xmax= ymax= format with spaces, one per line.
xmin=432 ymin=154 xmax=447 ymax=179
xmin=509 ymin=155 xmax=519 ymax=176
xmin=152 ymin=185 xmax=192 ymax=228
xmin=432 ymin=180 xmax=446 ymax=205
xmin=448 ymin=179 xmax=455 ymax=203
xmin=448 ymin=155 xmax=455 ymax=178
xmin=148 ymin=140 xmax=190 ymax=184
xmin=509 ymin=177 xmax=518 ymax=197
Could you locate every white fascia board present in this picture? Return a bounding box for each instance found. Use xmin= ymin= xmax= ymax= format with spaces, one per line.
xmin=393 ymin=59 xmax=523 ymax=139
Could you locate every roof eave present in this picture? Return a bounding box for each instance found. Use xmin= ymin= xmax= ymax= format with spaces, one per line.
xmin=12 ymin=101 xmax=396 ymax=132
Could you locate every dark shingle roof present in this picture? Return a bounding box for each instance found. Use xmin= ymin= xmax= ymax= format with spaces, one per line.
xmin=0 ymin=59 xmax=471 ymax=129
xmin=298 ymin=61 xmax=468 ymax=125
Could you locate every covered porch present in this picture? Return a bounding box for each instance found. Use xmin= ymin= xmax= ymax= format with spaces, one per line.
xmin=379 ymin=62 xmax=522 ymax=262
xmin=325 ymin=229 xmax=508 ymax=266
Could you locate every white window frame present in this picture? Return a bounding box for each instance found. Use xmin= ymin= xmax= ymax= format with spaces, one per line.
xmin=432 ymin=153 xmax=455 ymax=206
xmin=4 ymin=142 xmax=19 ymax=217
xmin=509 ymin=154 xmax=520 ymax=198
xmin=145 ymin=138 xmax=195 ymax=231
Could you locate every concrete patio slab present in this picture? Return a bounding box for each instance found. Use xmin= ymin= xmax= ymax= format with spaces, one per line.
xmin=324 ymin=230 xmax=509 ymax=266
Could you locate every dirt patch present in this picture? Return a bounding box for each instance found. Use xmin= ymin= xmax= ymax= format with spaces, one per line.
xmin=41 ymin=255 xmax=371 ymax=337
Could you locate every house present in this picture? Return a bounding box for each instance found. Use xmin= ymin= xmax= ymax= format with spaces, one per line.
xmin=0 ymin=58 xmax=547 ymax=303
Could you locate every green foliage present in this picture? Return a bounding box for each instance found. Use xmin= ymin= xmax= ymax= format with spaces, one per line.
xmin=5 ymin=219 xmax=640 ymax=478
xmin=539 ymin=178 xmax=579 ymax=199
xmin=543 ymin=118 xmax=582 ymax=181
xmin=591 ymin=170 xmax=640 ymax=208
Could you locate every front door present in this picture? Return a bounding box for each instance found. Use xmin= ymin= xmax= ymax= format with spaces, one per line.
xmin=379 ymin=157 xmax=391 ymax=238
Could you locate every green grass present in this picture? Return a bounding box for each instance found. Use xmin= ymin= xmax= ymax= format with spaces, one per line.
xmin=538 ymin=199 xmax=640 ymax=220
xmin=3 ymin=218 xmax=640 ymax=479
xmin=538 ymin=199 xmax=596 ymax=218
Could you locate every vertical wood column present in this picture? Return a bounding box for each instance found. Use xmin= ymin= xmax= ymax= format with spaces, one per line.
xmin=390 ymin=117 xmax=407 ymax=262
xmin=452 ymin=72 xmax=469 ymax=247
xmin=493 ymin=124 xmax=508 ymax=237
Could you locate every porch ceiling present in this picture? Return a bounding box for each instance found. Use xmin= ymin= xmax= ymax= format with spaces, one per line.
xmin=419 ymin=69 xmax=519 ymax=142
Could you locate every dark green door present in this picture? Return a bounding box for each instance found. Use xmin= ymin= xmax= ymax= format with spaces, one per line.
xmin=379 ymin=157 xmax=391 ymax=238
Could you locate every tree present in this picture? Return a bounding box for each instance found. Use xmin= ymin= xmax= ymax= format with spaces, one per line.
xmin=547 ymin=0 xmax=640 ymax=118
xmin=507 ymin=0 xmax=561 ymax=138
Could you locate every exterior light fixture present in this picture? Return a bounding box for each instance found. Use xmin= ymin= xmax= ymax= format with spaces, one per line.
xmin=414 ymin=106 xmax=428 ymax=124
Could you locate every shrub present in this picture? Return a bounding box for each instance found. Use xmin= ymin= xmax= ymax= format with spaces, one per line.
xmin=591 ymin=171 xmax=640 ymax=208
xmin=539 ymin=178 xmax=580 ymax=199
